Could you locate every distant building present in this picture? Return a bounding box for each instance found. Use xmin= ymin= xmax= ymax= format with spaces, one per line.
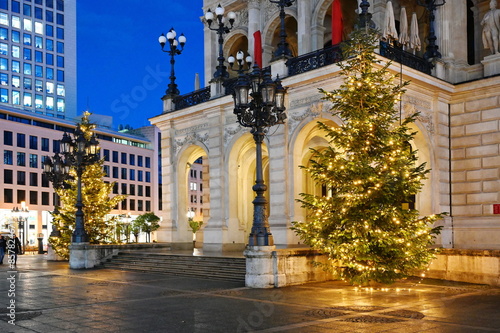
xmin=0 ymin=0 xmax=76 ymax=120
xmin=0 ymin=107 xmax=160 ymax=246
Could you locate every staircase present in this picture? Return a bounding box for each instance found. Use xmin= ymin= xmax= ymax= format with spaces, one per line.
xmin=104 ymin=252 xmax=246 ymax=282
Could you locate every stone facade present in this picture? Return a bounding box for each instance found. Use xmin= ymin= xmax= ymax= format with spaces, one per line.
xmin=150 ymin=0 xmax=500 ymax=255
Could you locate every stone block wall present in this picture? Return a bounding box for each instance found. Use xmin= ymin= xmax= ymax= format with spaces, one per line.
xmin=450 ymin=78 xmax=500 ymax=249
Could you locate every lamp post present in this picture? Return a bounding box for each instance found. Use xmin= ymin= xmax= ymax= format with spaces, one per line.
xmin=270 ymin=0 xmax=295 ymax=60
xmin=232 ymin=65 xmax=287 ymax=246
xmin=417 ymin=0 xmax=446 ymax=61
xmin=43 ymin=152 xmax=71 ymax=238
xmin=58 ymin=126 xmax=100 ymax=243
xmin=358 ymin=0 xmax=374 ymax=30
xmin=204 ymin=3 xmax=236 ymax=80
xmin=11 ymin=203 xmax=29 ymax=254
xmin=228 ymin=50 xmax=253 ymax=75
xmin=158 ymin=28 xmax=186 ymax=97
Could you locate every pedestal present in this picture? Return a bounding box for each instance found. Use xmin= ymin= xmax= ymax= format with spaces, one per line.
xmin=482 ymin=53 xmax=500 ymax=77
xmin=46 ymin=243 xmax=66 ymax=261
xmin=69 ymin=243 xmax=94 ymax=269
xmin=244 ymin=245 xmax=276 ymax=288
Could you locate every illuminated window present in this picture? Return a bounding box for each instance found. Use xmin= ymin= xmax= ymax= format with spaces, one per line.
xmin=46 ymin=96 xmax=53 ymax=110
xmin=23 ymin=18 xmax=32 ymax=32
xmin=56 ymin=84 xmax=64 ymax=96
xmin=0 ymin=13 xmax=7 ymax=26
xmin=23 ymin=92 xmax=32 ymax=106
xmin=46 ymin=82 xmax=54 ymax=94
xmin=35 ymin=94 xmax=42 ymax=108
xmin=12 ymin=91 xmax=20 ymax=105
xmin=11 ymin=45 xmax=19 ymax=57
xmin=34 ymin=22 xmax=43 ymax=34
xmin=12 ymin=16 xmax=21 ymax=29
xmin=56 ymin=98 xmax=64 ymax=112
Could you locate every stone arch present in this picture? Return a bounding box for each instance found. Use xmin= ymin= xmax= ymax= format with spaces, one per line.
xmin=176 ymin=144 xmax=209 ymax=247
xmin=290 ymin=116 xmax=341 ymax=224
xmin=226 ymin=131 xmax=270 ymax=246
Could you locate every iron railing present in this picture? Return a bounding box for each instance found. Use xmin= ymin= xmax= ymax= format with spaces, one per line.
xmin=173 ymin=87 xmax=211 ymax=111
xmin=379 ymin=41 xmax=432 ymax=75
xmin=286 ymin=44 xmax=343 ymax=76
xmin=172 ymin=43 xmax=432 ymax=111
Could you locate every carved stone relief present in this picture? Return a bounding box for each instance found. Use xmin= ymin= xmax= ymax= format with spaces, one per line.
xmin=173 ymin=131 xmax=209 ymax=155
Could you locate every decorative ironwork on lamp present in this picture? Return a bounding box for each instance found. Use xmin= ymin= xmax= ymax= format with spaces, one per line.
xmin=232 ymin=65 xmax=287 ymax=246
xmin=158 ymin=28 xmax=186 ymax=97
xmin=204 ymin=4 xmax=236 ymax=80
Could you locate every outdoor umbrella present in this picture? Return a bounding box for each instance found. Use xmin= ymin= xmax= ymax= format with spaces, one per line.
xmin=409 ymin=12 xmax=421 ymax=53
xmin=382 ymin=1 xmax=398 ymax=41
xmin=399 ymin=7 xmax=409 ymax=48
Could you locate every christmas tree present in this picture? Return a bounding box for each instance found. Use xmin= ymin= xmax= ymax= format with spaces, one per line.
xmin=291 ymin=28 xmax=443 ymax=285
xmin=49 ymin=112 xmax=126 ymax=259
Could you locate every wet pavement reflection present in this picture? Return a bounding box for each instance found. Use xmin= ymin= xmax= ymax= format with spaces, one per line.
xmin=1 ymin=254 xmax=499 ymax=332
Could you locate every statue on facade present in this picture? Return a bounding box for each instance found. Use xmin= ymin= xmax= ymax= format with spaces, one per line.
xmin=482 ymin=0 xmax=500 ymax=55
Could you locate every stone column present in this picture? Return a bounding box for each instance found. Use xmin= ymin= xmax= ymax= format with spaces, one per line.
xmin=151 ymin=119 xmax=176 ymax=244
xmin=297 ymin=0 xmax=312 ymax=55
xmin=267 ymin=124 xmax=290 ymax=246
xmin=244 ymin=245 xmax=276 ymax=288
xmin=203 ymin=105 xmax=228 ymax=252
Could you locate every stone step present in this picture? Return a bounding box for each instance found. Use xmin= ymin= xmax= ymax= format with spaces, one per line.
xmin=104 ymin=252 xmax=246 ymax=282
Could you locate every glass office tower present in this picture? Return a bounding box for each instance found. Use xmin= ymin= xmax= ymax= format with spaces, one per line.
xmin=0 ymin=0 xmax=76 ymax=120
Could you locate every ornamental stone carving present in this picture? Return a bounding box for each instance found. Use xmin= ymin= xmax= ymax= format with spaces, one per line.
xmin=288 ymin=101 xmax=330 ymax=134
xmin=174 ymin=131 xmax=209 ymax=155
xmin=224 ymin=124 xmax=243 ymax=146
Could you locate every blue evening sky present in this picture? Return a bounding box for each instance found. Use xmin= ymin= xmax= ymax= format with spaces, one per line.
xmin=77 ymin=0 xmax=205 ymax=129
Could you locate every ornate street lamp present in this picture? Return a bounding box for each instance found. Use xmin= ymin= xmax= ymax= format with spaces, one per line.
xmin=57 ymin=126 xmax=100 ymax=243
xmin=158 ymin=28 xmax=186 ymax=97
xmin=11 ymin=203 xmax=29 ymax=254
xmin=232 ymin=65 xmax=287 ymax=246
xmin=269 ymin=0 xmax=295 ymax=60
xmin=417 ymin=0 xmax=446 ymax=61
xmin=204 ymin=3 xmax=236 ymax=80
xmin=43 ymin=152 xmax=71 ymax=238
xmin=228 ymin=50 xmax=253 ymax=74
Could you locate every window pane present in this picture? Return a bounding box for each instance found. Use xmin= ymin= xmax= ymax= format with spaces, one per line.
xmin=34 ymin=22 xmax=43 ymax=34
xmin=11 ymin=45 xmax=19 ymax=58
xmin=23 ymin=18 xmax=32 ymax=31
xmin=23 ymin=92 xmax=32 ymax=106
xmin=12 ymin=90 xmax=20 ymax=104
xmin=0 ymin=72 xmax=6 ymax=85
xmin=56 ymin=97 xmax=64 ymax=111
xmin=0 ymin=27 xmax=6 ymax=40
xmin=11 ymin=30 xmax=19 ymax=43
xmin=35 ymin=36 xmax=42 ymax=48
xmin=23 ymin=77 xmax=31 ymax=89
xmin=4 ymin=150 xmax=13 ymax=164
xmin=35 ymin=94 xmax=42 ymax=108
xmin=0 ymin=87 xmax=8 ymax=102
xmin=23 ymin=33 xmax=31 ymax=45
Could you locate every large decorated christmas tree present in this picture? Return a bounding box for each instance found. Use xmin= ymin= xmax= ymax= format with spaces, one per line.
xmin=49 ymin=112 xmax=126 ymax=259
xmin=291 ymin=28 xmax=443 ymax=285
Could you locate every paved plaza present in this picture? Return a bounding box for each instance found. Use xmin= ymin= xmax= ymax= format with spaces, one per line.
xmin=1 ymin=254 xmax=500 ymax=332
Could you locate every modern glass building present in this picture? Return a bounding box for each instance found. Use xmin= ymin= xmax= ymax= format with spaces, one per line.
xmin=0 ymin=0 xmax=75 ymax=120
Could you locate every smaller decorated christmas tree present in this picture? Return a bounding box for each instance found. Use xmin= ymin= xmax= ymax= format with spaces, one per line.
xmin=49 ymin=112 xmax=126 ymax=259
xmin=291 ymin=28 xmax=444 ymax=285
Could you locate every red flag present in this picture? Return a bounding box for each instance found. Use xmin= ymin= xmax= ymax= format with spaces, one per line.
xmin=331 ymin=0 xmax=343 ymax=45
xmin=253 ymin=30 xmax=262 ymax=68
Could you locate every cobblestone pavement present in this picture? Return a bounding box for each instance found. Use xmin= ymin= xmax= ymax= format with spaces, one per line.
xmin=1 ymin=254 xmax=500 ymax=332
